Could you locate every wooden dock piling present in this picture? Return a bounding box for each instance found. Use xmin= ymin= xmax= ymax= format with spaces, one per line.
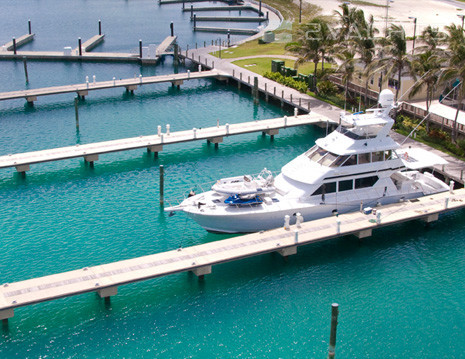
xmin=159 ymin=165 xmax=164 ymax=206
xmin=139 ymin=40 xmax=142 ymax=58
xmin=23 ymin=57 xmax=29 ymax=84
xmin=74 ymin=97 xmax=79 ymax=129
xmin=12 ymin=38 xmax=16 ymax=55
xmin=170 ymin=22 xmax=174 ymax=37
xmin=28 ymin=20 xmax=32 ymax=35
xmin=78 ymin=38 xmax=82 ymax=56
xmin=98 ymin=20 xmax=102 ymax=36
xmin=328 ymin=303 xmax=339 ymax=359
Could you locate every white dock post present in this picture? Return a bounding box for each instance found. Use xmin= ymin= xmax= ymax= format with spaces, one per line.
xmin=86 ymin=76 xmax=89 ymax=88
xmin=284 ymin=115 xmax=287 ymax=127
xmin=113 ymin=77 xmax=116 ymax=86
xmin=225 ymin=123 xmax=229 ymax=135
xmin=294 ymin=107 xmax=298 ymax=117
xmin=193 ymin=128 xmax=197 ymax=139
xmin=336 ymin=218 xmax=341 ymax=234
xmin=284 ymin=215 xmax=290 ymax=230
xmin=187 ymin=70 xmax=190 ymax=79
xmin=445 ymin=197 xmax=449 ymax=209
xmin=157 ymin=125 xmax=162 ymax=136
xmin=294 ymin=229 xmax=299 ymax=243
xmin=198 ymin=64 xmax=202 ymax=72
xmin=376 ymin=211 xmax=381 ymax=224
xmin=166 ymin=124 xmax=170 ymax=135
xmin=296 ymin=212 xmax=303 ymax=228
xmin=92 ymin=75 xmax=96 ymax=84
xmin=450 ymin=180 xmax=455 ymax=194
xmin=139 ymin=74 xmax=142 ymax=84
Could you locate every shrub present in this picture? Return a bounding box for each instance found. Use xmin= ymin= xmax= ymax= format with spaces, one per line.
xmin=263 ymin=72 xmax=308 ymax=93
xmin=317 ymin=81 xmax=338 ymax=97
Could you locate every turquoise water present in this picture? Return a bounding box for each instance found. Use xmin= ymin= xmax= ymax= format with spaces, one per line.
xmin=1 ymin=1 xmax=465 ymax=358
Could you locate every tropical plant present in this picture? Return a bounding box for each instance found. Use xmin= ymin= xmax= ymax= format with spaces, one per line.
xmin=440 ymin=23 xmax=465 ymax=142
xmin=409 ymin=50 xmax=442 ymax=131
xmin=335 ymin=48 xmax=357 ymax=111
xmin=285 ymin=17 xmax=333 ymax=76
xmin=374 ymin=24 xmax=414 ymax=101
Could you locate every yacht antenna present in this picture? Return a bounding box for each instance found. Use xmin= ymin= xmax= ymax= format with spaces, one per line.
xmin=400 ymin=80 xmax=462 ymax=145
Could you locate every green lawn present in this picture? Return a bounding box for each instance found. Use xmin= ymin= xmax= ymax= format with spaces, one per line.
xmin=210 ymin=41 xmax=288 ymax=59
xmin=231 ymin=57 xmax=331 ymax=76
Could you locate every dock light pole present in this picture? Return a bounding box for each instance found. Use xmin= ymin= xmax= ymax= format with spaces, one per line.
xmin=328 ymin=303 xmax=339 ymax=359
xmin=458 ymin=14 xmax=465 ymax=30
xmin=408 ymin=17 xmax=417 ymax=55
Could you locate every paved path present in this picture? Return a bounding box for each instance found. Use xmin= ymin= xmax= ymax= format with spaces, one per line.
xmin=184 ymin=46 xmax=342 ymax=121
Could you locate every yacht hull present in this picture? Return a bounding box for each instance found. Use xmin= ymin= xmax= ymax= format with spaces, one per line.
xmin=185 ymin=192 xmax=422 ymax=233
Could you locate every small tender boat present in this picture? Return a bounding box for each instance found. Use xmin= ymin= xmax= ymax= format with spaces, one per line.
xmin=211 ymin=168 xmax=275 ymax=196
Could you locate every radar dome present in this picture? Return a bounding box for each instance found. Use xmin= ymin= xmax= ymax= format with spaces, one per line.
xmin=378 ymin=89 xmax=395 ymax=108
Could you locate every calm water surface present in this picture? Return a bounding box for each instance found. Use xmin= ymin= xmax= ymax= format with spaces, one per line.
xmin=1 ymin=1 xmax=465 ymax=358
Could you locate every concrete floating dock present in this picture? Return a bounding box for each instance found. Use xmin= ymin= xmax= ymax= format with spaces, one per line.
xmin=1 ymin=188 xmax=464 ymax=322
xmin=0 ymin=113 xmax=334 ymax=173
xmin=2 ymin=33 xmax=35 ymax=51
xmin=193 ymin=16 xmax=266 ymax=22
xmin=194 ymin=27 xmax=259 ymax=35
xmin=160 ymin=0 xmax=231 ymax=3
xmin=78 ymin=34 xmax=105 ymax=52
xmin=182 ymin=5 xmax=259 ymax=12
xmin=0 ymin=35 xmax=175 ymax=63
xmin=0 ymin=69 xmax=223 ymax=104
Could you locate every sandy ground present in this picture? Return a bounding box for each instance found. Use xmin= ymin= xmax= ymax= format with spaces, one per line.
xmin=304 ymin=0 xmax=465 ymax=35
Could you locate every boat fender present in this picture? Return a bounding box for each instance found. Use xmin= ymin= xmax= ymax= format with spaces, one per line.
xmin=188 ymin=190 xmax=196 ymax=198
xmin=403 ymin=152 xmax=409 ymax=160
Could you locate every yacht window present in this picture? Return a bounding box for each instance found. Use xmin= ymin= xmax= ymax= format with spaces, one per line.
xmin=308 ymin=147 xmax=327 ymax=162
xmin=312 ymin=182 xmax=337 ymax=195
xmin=333 ymin=155 xmax=349 ymax=167
xmin=338 ymin=179 xmax=353 ymax=192
xmin=391 ymin=151 xmax=399 ymax=159
xmin=341 ymin=155 xmax=357 ymax=166
xmin=305 ymin=145 xmax=318 ymax=157
xmin=355 ymin=176 xmax=379 ymax=189
xmin=358 ymin=153 xmax=371 ymax=164
xmin=320 ymin=152 xmax=338 ymax=166
xmin=372 ymin=151 xmax=384 ymax=162
xmin=384 ymin=150 xmax=392 ymax=160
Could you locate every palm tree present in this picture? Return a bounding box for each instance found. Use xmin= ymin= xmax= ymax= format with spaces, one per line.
xmin=352 ymin=14 xmax=378 ymax=109
xmin=285 ymin=17 xmax=333 ymax=76
xmin=409 ymin=50 xmax=442 ymax=132
xmin=440 ymin=23 xmax=465 ymax=142
xmin=375 ymin=24 xmax=413 ymax=101
xmin=335 ymin=48 xmax=357 ymax=111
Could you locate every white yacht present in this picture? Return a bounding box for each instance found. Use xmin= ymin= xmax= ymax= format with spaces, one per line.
xmin=166 ymin=90 xmax=449 ymax=233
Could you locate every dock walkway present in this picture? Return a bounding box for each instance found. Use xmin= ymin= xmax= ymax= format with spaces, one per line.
xmin=1 ymin=188 xmax=463 ymax=322
xmin=2 ymin=34 xmax=35 ymax=51
xmin=0 ymin=69 xmax=223 ymax=104
xmin=0 ymin=113 xmax=334 ymax=173
xmin=182 ymin=46 xmax=342 ymax=122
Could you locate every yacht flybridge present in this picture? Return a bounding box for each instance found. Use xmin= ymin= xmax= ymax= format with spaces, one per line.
xmin=166 ymin=90 xmax=449 ymax=233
